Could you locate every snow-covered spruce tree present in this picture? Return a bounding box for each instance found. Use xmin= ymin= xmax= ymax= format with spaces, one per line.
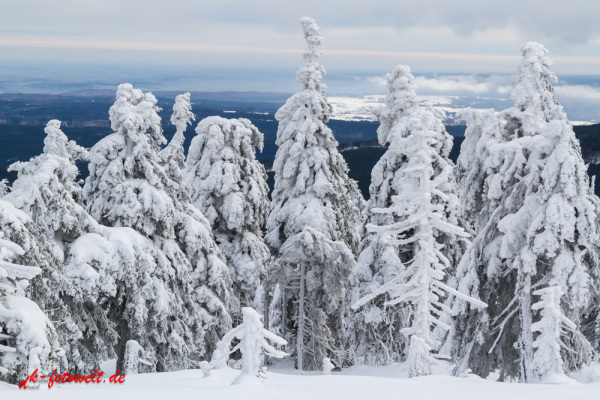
xmin=5 ymin=119 xmax=95 ymax=261
xmin=453 ymin=109 xmax=506 ymax=232
xmin=446 ymin=42 xmax=600 ymax=381
xmin=160 ymin=92 xmax=195 ymax=205
xmin=346 ymin=66 xmax=422 ymax=366
xmin=0 ymin=235 xmax=62 ymax=385
xmin=184 ymin=116 xmax=270 ymax=323
xmin=3 ymin=120 xmax=115 ymax=373
xmin=81 ymin=83 xmax=231 ymax=372
xmin=349 ymin=66 xmax=484 ymax=377
xmin=0 ymin=196 xmax=79 ymax=372
xmin=439 ymin=108 xmax=507 ymax=377
xmin=266 ymin=17 xmax=363 ymax=371
xmin=158 ymin=94 xmax=234 ymax=357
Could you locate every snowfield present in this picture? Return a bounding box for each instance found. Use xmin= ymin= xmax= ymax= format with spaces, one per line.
xmin=2 ymin=361 xmax=600 ymax=399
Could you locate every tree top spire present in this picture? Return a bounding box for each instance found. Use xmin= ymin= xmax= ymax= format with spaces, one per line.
xmin=511 ymin=41 xmax=565 ymax=121
xmin=297 ymin=17 xmax=326 ymax=92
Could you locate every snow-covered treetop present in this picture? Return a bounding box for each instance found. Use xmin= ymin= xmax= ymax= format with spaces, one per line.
xmin=376 ymin=65 xmax=419 ymax=146
xmin=5 ymin=119 xmax=95 ymax=259
xmin=164 ymin=92 xmax=194 ymax=161
xmin=375 ymin=66 xmax=451 ymax=159
xmin=109 ymin=83 xmax=164 ymax=144
xmin=160 ymin=93 xmax=195 ymax=204
xmin=170 ymin=92 xmax=195 ymax=134
xmin=9 ymin=119 xmax=89 ymax=179
xmin=268 ymin=18 xmax=361 ymax=258
xmin=43 ymin=119 xmax=89 ymax=160
xmin=509 ymin=42 xmax=565 ymax=123
xmin=297 ymin=17 xmax=326 ymax=93
xmin=86 ymin=84 xmax=180 ymax=238
xmin=185 ymin=116 xmax=267 ymax=233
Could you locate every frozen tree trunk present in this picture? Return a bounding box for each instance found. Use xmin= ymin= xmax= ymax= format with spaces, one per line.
xmin=116 ymin=295 xmax=130 ymax=373
xmin=518 ymin=275 xmax=534 ymax=382
xmin=263 ymin=279 xmax=270 ymax=330
xmin=531 ymin=287 xmax=577 ymax=382
xmin=297 ymin=263 xmax=305 ymax=372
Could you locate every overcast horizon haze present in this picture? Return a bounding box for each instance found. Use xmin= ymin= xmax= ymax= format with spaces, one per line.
xmin=2 ymin=0 xmax=600 ymax=108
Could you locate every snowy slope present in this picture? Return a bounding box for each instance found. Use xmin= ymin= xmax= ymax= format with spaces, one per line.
xmin=3 ymin=362 xmax=600 ymax=399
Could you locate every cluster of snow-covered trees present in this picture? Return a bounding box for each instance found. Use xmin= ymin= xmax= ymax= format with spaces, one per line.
xmin=1 ymin=18 xmax=599 ymax=384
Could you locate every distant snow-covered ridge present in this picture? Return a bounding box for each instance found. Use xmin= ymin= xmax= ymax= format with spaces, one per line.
xmin=329 ymin=95 xmax=597 ymax=125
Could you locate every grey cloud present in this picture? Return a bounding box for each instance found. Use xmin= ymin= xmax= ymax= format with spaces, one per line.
xmin=2 ymin=0 xmax=600 ymax=44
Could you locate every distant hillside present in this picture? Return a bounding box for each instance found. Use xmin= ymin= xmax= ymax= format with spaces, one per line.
xmin=1 ymin=92 xmax=598 ymax=198
xmin=339 ymin=124 xmax=600 ymax=198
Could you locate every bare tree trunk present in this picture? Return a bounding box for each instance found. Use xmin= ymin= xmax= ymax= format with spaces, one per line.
xmin=115 ymin=295 xmax=129 ymax=373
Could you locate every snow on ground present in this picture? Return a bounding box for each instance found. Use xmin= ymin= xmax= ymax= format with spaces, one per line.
xmin=3 ymin=361 xmax=600 ymax=399
xmin=571 ymin=120 xmax=598 ymax=126
xmin=328 ymin=95 xmax=597 ymax=126
xmin=328 ymin=95 xmax=383 ymax=121
xmin=328 ymin=95 xmax=468 ymax=123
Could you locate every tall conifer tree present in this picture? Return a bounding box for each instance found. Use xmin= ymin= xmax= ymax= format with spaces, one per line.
xmin=266 ymin=17 xmax=362 ymax=371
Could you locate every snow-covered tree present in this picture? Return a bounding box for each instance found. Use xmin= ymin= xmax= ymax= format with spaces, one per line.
xmin=265 ymin=17 xmax=362 ymax=371
xmin=81 ymin=83 xmax=232 ymax=372
xmin=0 ymin=235 xmax=62 ymax=385
xmin=454 ymin=109 xmax=506 ymax=232
xmin=160 ymin=92 xmax=195 ymax=205
xmin=346 ymin=66 xmax=420 ymax=366
xmin=439 ymin=108 xmax=507 ymax=377
xmin=4 ymin=119 xmax=116 ymax=373
xmin=159 ymin=94 xmax=235 ymax=349
xmin=349 ymin=65 xmax=483 ymax=377
xmin=268 ymin=283 xmax=283 ymax=335
xmin=5 ymin=119 xmax=95 ymax=261
xmin=0 ymin=195 xmax=80 ymax=371
xmin=184 ymin=116 xmax=270 ymax=322
xmin=447 ymin=42 xmax=600 ymax=381
xmin=208 ymin=307 xmax=287 ymax=384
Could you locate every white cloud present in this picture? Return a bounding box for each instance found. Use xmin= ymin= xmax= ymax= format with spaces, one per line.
xmin=414 ymin=76 xmax=491 ymax=93
xmin=554 ymin=85 xmax=600 ymax=101
xmin=364 ymin=74 xmax=516 ymax=95
xmin=496 ymin=85 xmax=512 ymax=94
xmin=365 ymin=76 xmax=387 ymax=86
xmin=362 ymin=74 xmax=600 ymax=105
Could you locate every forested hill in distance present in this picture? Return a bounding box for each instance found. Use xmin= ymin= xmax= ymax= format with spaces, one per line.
xmin=1 ymin=92 xmax=599 ymax=197
xmin=261 ymin=123 xmax=600 ymax=198
xmin=337 ymin=124 xmax=600 ymax=198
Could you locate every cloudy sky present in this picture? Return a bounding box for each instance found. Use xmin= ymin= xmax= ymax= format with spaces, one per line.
xmin=2 ymin=0 xmax=600 ymax=103
xmin=2 ymin=0 xmax=600 ymax=72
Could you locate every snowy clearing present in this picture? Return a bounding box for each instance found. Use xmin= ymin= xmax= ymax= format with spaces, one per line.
xmin=2 ymin=362 xmax=600 ymax=400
